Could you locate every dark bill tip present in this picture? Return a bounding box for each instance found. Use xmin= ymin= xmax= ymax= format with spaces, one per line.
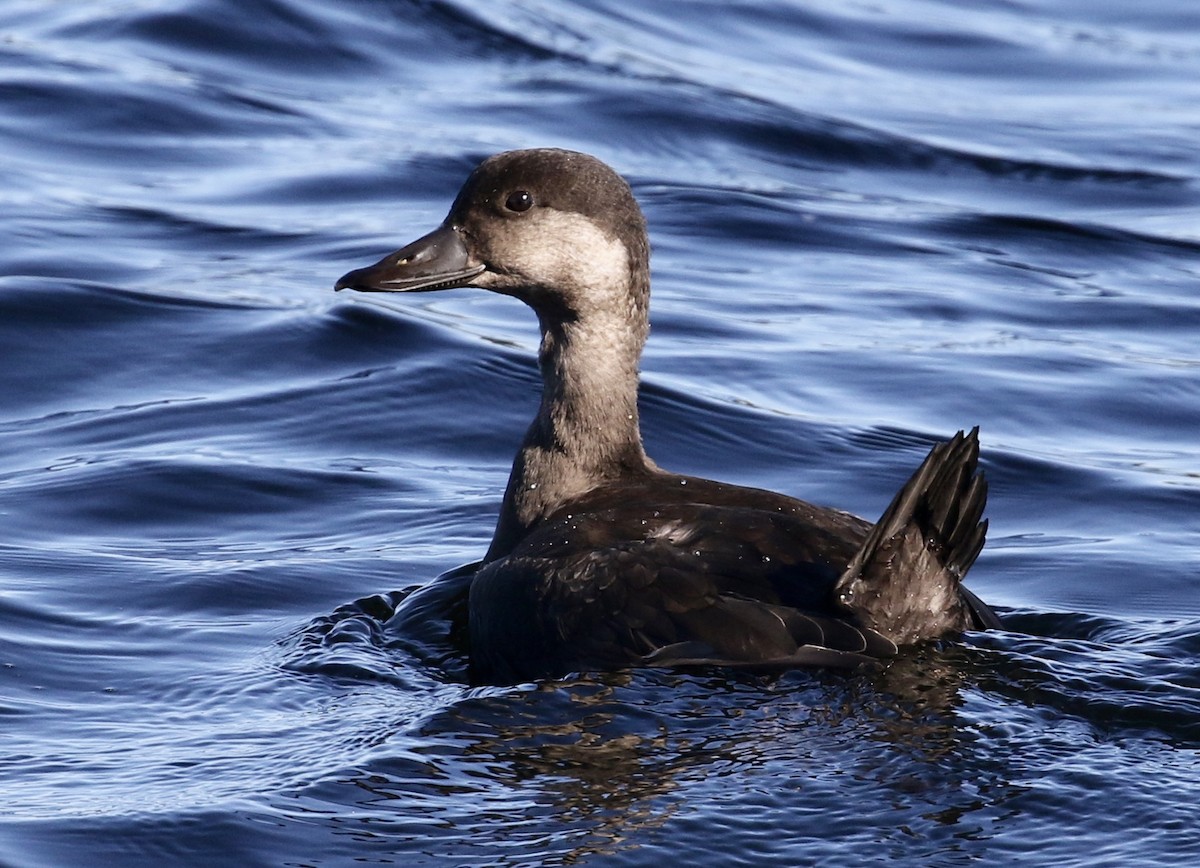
xmin=334 ymin=224 xmax=485 ymax=293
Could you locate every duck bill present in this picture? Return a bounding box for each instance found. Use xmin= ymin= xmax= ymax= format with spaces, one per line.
xmin=334 ymin=224 xmax=485 ymax=293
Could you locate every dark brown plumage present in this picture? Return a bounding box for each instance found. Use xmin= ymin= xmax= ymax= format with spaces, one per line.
xmin=336 ymin=149 xmax=999 ymax=685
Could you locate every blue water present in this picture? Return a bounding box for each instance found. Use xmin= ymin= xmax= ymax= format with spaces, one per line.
xmin=2 ymin=1 xmax=1199 ymax=865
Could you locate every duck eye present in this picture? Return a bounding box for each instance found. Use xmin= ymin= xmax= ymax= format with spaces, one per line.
xmin=505 ymin=190 xmax=534 ymax=213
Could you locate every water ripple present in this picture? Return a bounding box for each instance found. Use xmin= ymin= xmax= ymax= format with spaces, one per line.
xmin=3 ymin=0 xmax=1200 ymax=864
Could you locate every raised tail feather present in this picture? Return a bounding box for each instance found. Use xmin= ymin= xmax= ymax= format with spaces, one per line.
xmin=834 ymin=428 xmax=999 ymax=645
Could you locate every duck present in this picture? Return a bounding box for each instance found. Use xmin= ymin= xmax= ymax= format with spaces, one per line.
xmin=335 ymin=148 xmax=1000 ymax=686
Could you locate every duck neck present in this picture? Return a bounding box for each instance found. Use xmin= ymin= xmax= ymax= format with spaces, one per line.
xmin=485 ymin=302 xmax=654 ymax=561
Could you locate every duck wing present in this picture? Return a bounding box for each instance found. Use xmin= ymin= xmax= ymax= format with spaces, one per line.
xmin=467 ymin=508 xmax=896 ymax=684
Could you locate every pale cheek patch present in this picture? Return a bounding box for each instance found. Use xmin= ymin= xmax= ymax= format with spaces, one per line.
xmin=499 ymin=210 xmax=632 ymax=308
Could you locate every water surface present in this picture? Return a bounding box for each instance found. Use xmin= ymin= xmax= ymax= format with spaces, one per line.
xmin=2 ymin=1 xmax=1199 ymax=865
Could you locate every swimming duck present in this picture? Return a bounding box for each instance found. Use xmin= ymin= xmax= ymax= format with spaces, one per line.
xmin=336 ymin=148 xmax=999 ymax=686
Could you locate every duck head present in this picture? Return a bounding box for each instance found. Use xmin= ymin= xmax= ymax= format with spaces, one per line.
xmin=335 ymin=148 xmax=650 ymax=322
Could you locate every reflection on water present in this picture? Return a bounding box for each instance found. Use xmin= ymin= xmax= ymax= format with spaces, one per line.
xmin=268 ymin=581 xmax=1200 ymax=864
xmin=278 ymin=593 xmax=1037 ymax=862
